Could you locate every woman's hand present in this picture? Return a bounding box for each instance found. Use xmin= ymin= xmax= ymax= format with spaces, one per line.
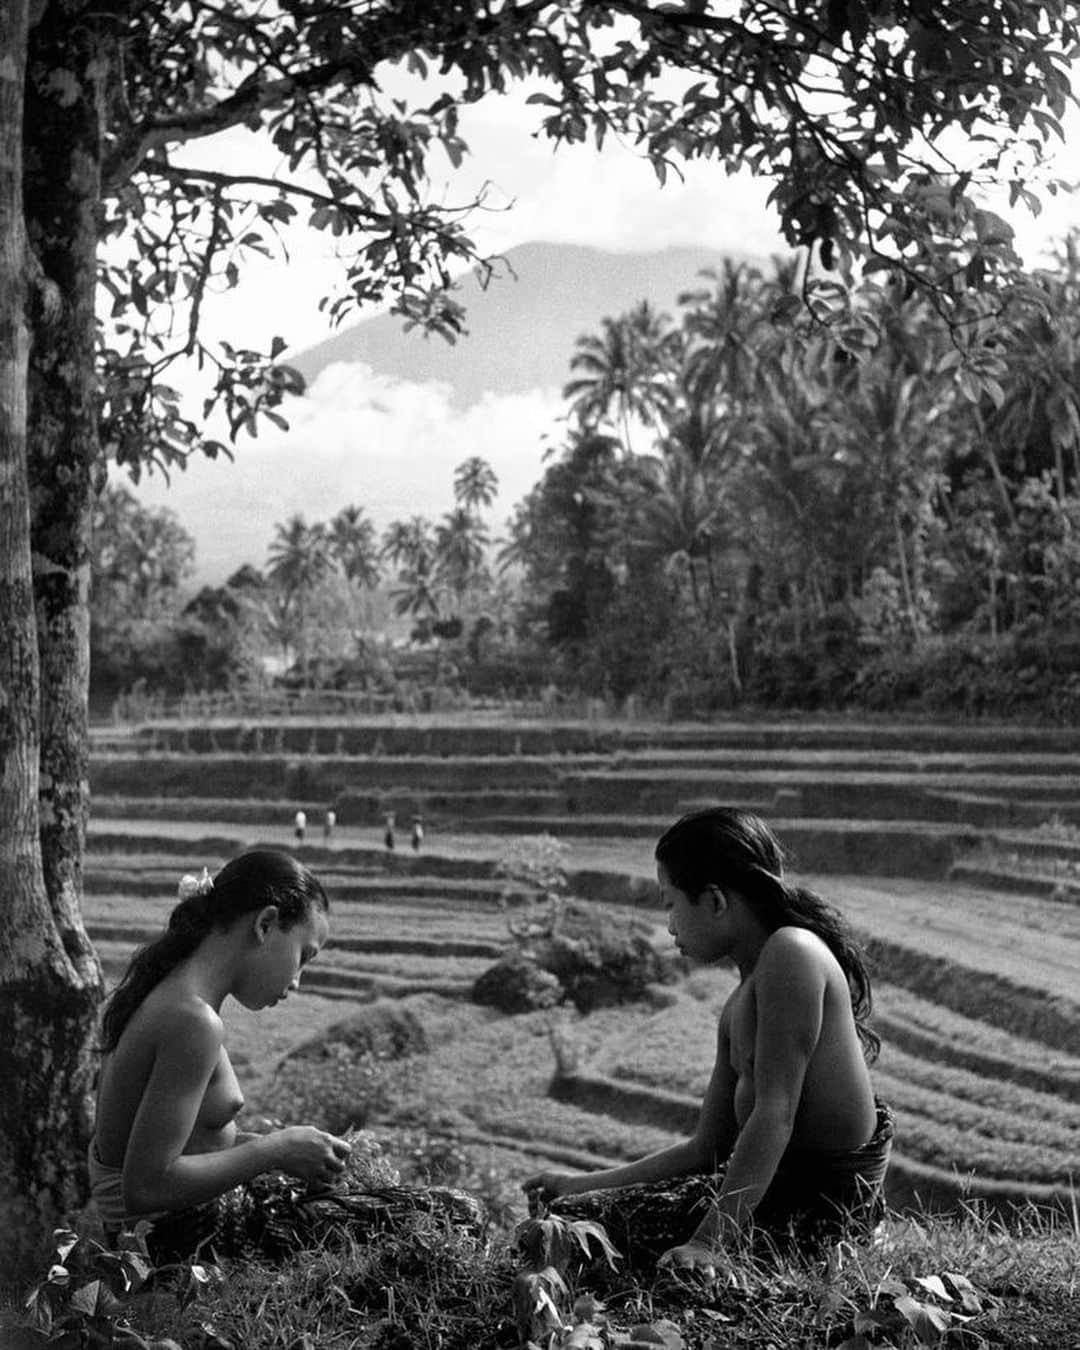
xmin=657 ymin=1239 xmax=734 ymax=1283
xmin=270 ymin=1126 xmax=352 ymax=1187
xmin=521 ymin=1169 xmax=579 ymax=1213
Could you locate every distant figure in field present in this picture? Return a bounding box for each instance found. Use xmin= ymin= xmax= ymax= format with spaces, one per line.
xmin=384 ymin=812 xmax=396 ymax=851
xmin=411 ymin=814 xmax=424 ymax=851
xmin=294 ymin=809 xmax=307 ymax=845
xmin=323 ymin=809 xmax=336 ymax=843
xmin=88 ymin=850 xmax=350 ymax=1262
xmin=523 ymin=807 xmax=893 ymax=1276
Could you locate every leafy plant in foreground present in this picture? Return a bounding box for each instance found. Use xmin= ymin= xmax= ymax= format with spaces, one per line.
xmin=826 ymin=1267 xmax=999 ymax=1349
xmin=22 ymin=1226 xmax=213 ymax=1349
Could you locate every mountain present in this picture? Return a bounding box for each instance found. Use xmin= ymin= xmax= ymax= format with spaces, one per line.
xmin=135 ymin=241 xmax=762 ymax=585
xmin=289 ymin=241 xmax=742 ymax=405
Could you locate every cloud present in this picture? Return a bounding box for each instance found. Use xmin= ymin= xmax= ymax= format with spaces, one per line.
xmin=441 ymin=94 xmax=783 ymax=258
xmin=128 ymin=63 xmax=1080 ymax=587
xmin=131 ymin=362 xmax=564 ymax=584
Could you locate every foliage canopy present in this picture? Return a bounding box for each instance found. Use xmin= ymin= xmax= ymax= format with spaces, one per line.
xmin=83 ymin=0 xmax=1080 ymax=477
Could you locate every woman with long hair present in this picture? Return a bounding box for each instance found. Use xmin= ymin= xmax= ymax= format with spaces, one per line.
xmin=523 ymin=808 xmax=893 ymax=1275
xmin=90 ymin=848 xmax=351 ymax=1261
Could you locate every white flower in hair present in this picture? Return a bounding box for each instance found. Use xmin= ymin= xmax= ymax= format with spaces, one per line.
xmin=177 ymin=866 xmax=214 ymax=901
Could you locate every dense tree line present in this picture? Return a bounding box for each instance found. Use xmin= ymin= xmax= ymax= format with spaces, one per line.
xmin=504 ymin=240 xmax=1080 ymax=717
xmin=99 ymin=236 xmax=1080 ymax=722
xmin=89 ymin=457 xmax=504 ymax=707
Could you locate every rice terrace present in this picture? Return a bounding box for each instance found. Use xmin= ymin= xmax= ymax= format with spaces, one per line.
xmin=85 ymin=705 xmax=1080 ymax=1225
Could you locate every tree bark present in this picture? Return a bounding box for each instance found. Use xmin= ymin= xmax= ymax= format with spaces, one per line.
xmin=26 ymin=2 xmax=106 ymax=931
xmin=0 ymin=0 xmax=104 ymax=1270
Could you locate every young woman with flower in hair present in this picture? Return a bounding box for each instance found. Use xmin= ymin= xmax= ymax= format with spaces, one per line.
xmin=89 ymin=849 xmax=352 ymax=1261
xmin=523 ymin=808 xmax=893 ymax=1277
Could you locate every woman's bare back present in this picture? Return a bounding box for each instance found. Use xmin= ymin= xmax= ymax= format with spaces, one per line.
xmin=723 ymin=926 xmax=876 ymax=1151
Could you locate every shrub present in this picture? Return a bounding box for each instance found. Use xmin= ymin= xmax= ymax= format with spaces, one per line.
xmin=288 ymin=1002 xmax=428 ymax=1063
xmin=851 ymin=624 xmax=1080 ymax=721
xmin=259 ymin=1002 xmax=428 ymax=1132
xmin=532 ymin=900 xmax=684 ymax=1012
xmin=472 ymin=952 xmax=565 ymax=1013
xmin=477 ymin=894 xmax=685 ymax=1015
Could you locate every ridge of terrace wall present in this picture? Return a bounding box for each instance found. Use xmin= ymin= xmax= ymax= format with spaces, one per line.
xmin=82 ymin=829 xmax=1080 ymax=1214
xmin=84 ymin=718 xmax=1080 ymax=1213
xmin=88 ymin=713 xmax=1080 ymax=866
xmin=549 ymin=1068 xmax=1076 ymax=1215
xmin=102 ymin=718 xmax=1080 ymax=757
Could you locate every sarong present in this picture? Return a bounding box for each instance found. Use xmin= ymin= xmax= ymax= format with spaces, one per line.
xmin=88 ymin=1140 xmax=167 ymax=1242
xmin=547 ymin=1098 xmax=894 ymax=1267
xmin=90 ymin=1159 xmax=486 ymax=1266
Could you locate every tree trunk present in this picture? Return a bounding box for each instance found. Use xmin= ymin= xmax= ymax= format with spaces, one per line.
xmin=0 ymin=1 xmax=107 ymax=1269
xmin=733 ymin=558 xmax=762 ymax=691
xmin=26 ymin=0 xmax=104 ymax=939
xmin=893 ymin=509 xmax=922 ymax=645
xmin=0 ymin=0 xmax=44 ymax=1260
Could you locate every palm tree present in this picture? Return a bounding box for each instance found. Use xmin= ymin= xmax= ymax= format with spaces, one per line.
xmin=435 ymin=505 xmax=490 ymax=614
xmin=453 ymin=457 xmax=499 ymax=513
xmin=989 ymin=237 xmax=1080 ymax=506
xmin=265 ymin=514 xmax=329 ymax=678
xmin=563 ymin=302 xmax=679 ymax=454
xmin=391 ymin=566 xmax=442 ymax=622
xmin=267 ymin=514 xmax=329 ymax=594
xmin=328 ymin=504 xmax=380 ymax=589
xmin=677 ymin=258 xmax=793 ymax=433
xmin=381 ymin=516 xmax=442 ymax=626
xmin=380 ymin=515 xmax=434 ymax=574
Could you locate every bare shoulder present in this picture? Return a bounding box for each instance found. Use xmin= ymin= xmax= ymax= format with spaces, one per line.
xmin=757 ymin=927 xmax=834 ymax=979
xmin=138 ymin=985 xmax=224 ymax=1059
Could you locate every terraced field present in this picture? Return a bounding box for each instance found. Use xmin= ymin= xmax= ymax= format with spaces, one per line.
xmin=85 ymin=713 xmax=1080 ymax=1217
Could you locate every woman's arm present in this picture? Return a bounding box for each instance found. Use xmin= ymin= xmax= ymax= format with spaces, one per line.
xmin=122 ymin=1006 xmax=347 ymax=1214
xmin=524 ymin=1009 xmax=739 ymax=1202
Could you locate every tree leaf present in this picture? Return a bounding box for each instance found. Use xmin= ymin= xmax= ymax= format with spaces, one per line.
xmin=893 ymin=1294 xmax=951 ymax=1344
xmin=68 ymin=1280 xmax=102 ymax=1316
xmin=913 ymin=1274 xmax=951 ymax=1301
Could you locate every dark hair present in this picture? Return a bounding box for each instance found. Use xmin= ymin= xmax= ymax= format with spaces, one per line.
xmin=100 ymin=849 xmax=328 ymax=1054
xmin=655 ymin=807 xmax=879 ymax=1061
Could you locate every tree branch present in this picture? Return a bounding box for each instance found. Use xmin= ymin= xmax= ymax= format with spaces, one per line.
xmin=136 ymin=160 xmax=394 ymax=227
xmin=102 ymin=51 xmax=380 ymax=192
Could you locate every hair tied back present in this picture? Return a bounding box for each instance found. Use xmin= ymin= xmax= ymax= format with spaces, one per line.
xmin=177 ymin=866 xmax=214 ymax=902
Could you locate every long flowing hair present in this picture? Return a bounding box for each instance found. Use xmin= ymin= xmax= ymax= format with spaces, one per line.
xmin=100 ymin=849 xmax=328 ymax=1054
xmin=655 ymin=807 xmax=879 ymax=1061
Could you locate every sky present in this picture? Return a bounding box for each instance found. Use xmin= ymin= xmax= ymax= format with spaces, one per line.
xmin=129 ymin=62 xmax=1080 ymax=587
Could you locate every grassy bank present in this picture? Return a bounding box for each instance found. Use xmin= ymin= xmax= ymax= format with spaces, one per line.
xmin=4 ymin=1191 xmax=1077 ymax=1349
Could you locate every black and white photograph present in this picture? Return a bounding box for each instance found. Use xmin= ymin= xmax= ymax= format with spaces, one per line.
xmin=1 ymin=4 xmax=1079 ymax=1347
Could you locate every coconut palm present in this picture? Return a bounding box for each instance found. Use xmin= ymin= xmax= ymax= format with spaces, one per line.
xmin=435 ymin=505 xmax=490 ymax=614
xmin=328 ymin=504 xmax=380 ymax=589
xmin=266 ymin=515 xmax=329 ymax=596
xmin=380 ymin=515 xmax=435 ymax=574
xmin=453 ymin=457 xmax=499 ymax=513
xmin=265 ymin=514 xmax=330 ymax=677
xmin=563 ymin=302 xmax=679 ymax=454
xmin=381 ymin=516 xmax=443 ymax=624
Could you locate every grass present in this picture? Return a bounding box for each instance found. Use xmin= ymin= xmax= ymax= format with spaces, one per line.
xmin=9 ymin=795 xmax=1080 ymax=1341
xmin=65 ymin=743 xmax=1080 ymax=1344
xmin=872 ymin=980 xmax=1080 ymax=1101
xmin=587 ymin=985 xmax=1080 ymax=1192
xmin=875 ymin=1045 xmax=1080 ymax=1134
xmin=83 ymin=847 xmax=1080 ymax=1203
xmin=6 ymin=1193 xmax=1077 ymax=1349
xmin=822 ymin=875 xmax=1080 ymax=1005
